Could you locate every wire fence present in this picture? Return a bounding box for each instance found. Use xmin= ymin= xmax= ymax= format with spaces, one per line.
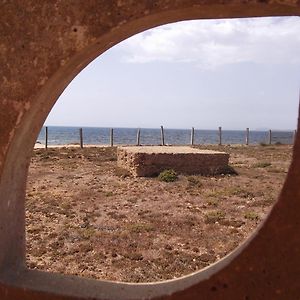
xmin=37 ymin=126 xmax=297 ymax=149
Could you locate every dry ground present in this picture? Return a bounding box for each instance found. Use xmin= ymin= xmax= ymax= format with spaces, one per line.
xmin=26 ymin=144 xmax=292 ymax=282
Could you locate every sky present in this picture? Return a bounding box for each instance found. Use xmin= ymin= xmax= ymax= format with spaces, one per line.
xmin=45 ymin=17 xmax=300 ymax=130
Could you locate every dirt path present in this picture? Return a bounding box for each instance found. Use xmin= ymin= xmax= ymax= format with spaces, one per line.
xmin=26 ymin=144 xmax=292 ymax=282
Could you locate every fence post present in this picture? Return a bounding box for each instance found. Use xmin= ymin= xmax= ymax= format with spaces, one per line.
xmin=110 ymin=128 xmax=114 ymax=147
xmin=246 ymin=128 xmax=249 ymax=145
xmin=218 ymin=126 xmax=222 ymax=145
xmin=136 ymin=128 xmax=141 ymax=146
xmin=45 ymin=126 xmax=48 ymax=149
xmin=79 ymin=128 xmax=83 ymax=148
xmin=191 ymin=127 xmax=195 ymax=146
xmin=293 ymin=129 xmax=297 ymax=144
xmin=160 ymin=126 xmax=165 ymax=146
xmin=268 ymin=129 xmax=272 ymax=145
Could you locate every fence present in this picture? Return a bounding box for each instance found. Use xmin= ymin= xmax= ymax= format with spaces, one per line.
xmin=40 ymin=126 xmax=297 ymax=149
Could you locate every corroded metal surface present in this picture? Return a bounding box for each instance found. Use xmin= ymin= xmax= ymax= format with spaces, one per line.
xmin=1 ymin=1 xmax=300 ymax=299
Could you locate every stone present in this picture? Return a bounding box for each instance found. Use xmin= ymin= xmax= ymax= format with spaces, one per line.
xmin=117 ymin=146 xmax=229 ymax=177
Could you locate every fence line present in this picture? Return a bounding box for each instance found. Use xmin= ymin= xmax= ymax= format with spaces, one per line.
xmin=268 ymin=129 xmax=272 ymax=145
xmin=160 ymin=126 xmax=165 ymax=146
xmin=79 ymin=128 xmax=83 ymax=148
xmin=136 ymin=128 xmax=141 ymax=146
xmin=42 ymin=126 xmax=296 ymax=149
xmin=246 ymin=128 xmax=249 ymax=145
xmin=110 ymin=128 xmax=114 ymax=147
xmin=218 ymin=126 xmax=222 ymax=145
xmin=45 ymin=126 xmax=48 ymax=149
xmin=190 ymin=127 xmax=195 ymax=146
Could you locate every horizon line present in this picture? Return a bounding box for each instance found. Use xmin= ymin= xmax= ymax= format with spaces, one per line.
xmin=43 ymin=125 xmax=296 ymax=132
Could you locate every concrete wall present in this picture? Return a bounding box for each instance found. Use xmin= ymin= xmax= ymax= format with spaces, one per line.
xmin=1 ymin=1 xmax=300 ymax=299
xmin=117 ymin=147 xmax=229 ymax=177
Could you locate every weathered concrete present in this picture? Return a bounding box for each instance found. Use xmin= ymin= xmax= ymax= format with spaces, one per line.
xmin=117 ymin=146 xmax=229 ymax=176
xmin=1 ymin=1 xmax=300 ymax=300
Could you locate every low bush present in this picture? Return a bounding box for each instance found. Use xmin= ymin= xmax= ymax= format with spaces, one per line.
xmin=158 ymin=169 xmax=178 ymax=182
xmin=204 ymin=210 xmax=226 ymax=224
xmin=244 ymin=211 xmax=259 ymax=221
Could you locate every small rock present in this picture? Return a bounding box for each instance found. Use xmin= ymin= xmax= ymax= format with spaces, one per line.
xmin=165 ymin=244 xmax=173 ymax=251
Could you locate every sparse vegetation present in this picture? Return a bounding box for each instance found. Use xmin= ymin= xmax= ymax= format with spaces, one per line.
xmin=253 ymin=162 xmax=272 ymax=168
xmin=228 ymin=187 xmax=255 ymax=198
xmin=25 ymin=144 xmax=291 ymax=283
xmin=127 ymin=222 xmax=154 ymax=233
xmin=244 ymin=211 xmax=260 ymax=221
xmin=158 ymin=169 xmax=178 ymax=182
xmin=206 ymin=199 xmax=219 ymax=207
xmin=204 ymin=210 xmax=226 ymax=224
xmin=187 ymin=176 xmax=202 ymax=187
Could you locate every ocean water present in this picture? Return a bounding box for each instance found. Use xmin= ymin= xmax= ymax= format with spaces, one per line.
xmin=36 ymin=126 xmax=295 ymax=146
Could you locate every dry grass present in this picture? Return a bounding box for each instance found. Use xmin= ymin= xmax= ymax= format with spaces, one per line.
xmin=25 ymin=144 xmax=292 ymax=282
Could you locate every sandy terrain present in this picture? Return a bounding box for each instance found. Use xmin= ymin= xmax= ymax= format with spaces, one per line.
xmin=26 ymin=144 xmax=292 ymax=283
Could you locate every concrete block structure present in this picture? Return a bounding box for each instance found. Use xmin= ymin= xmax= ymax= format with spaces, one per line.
xmin=117 ymin=146 xmax=229 ymax=177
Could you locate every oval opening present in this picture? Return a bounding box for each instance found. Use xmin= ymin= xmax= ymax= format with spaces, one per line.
xmin=26 ymin=17 xmax=298 ymax=283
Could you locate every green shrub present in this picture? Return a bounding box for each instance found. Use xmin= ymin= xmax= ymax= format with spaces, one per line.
xmin=204 ymin=210 xmax=226 ymax=224
xmin=244 ymin=211 xmax=259 ymax=221
xmin=158 ymin=169 xmax=178 ymax=182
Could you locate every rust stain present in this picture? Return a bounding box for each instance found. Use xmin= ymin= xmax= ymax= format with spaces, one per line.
xmin=0 ymin=0 xmax=300 ymax=299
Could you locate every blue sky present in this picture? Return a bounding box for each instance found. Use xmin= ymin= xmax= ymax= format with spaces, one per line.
xmin=46 ymin=17 xmax=300 ymax=130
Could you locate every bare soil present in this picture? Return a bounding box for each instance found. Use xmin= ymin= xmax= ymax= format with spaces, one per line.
xmin=26 ymin=144 xmax=292 ymax=283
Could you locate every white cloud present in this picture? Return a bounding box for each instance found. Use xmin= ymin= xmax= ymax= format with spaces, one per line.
xmin=118 ymin=17 xmax=300 ymax=69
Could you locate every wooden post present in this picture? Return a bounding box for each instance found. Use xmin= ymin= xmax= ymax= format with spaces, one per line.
xmin=246 ymin=128 xmax=249 ymax=145
xmin=191 ymin=127 xmax=195 ymax=146
xmin=110 ymin=128 xmax=114 ymax=147
xmin=160 ymin=126 xmax=165 ymax=146
xmin=218 ymin=126 xmax=222 ymax=145
xmin=79 ymin=128 xmax=83 ymax=148
xmin=293 ymin=129 xmax=297 ymax=144
xmin=136 ymin=128 xmax=141 ymax=146
xmin=268 ymin=129 xmax=272 ymax=145
xmin=45 ymin=126 xmax=48 ymax=149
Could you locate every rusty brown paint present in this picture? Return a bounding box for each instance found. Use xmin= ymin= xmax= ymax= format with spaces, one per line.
xmin=0 ymin=1 xmax=300 ymax=299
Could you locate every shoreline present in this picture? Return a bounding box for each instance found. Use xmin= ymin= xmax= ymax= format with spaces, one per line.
xmin=34 ymin=143 xmax=110 ymax=149
xmin=34 ymin=143 xmax=290 ymax=149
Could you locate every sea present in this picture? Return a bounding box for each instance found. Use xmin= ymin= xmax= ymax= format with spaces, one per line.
xmin=36 ymin=126 xmax=295 ymax=146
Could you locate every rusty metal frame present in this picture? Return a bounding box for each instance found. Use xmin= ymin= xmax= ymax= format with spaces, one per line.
xmin=0 ymin=1 xmax=300 ymax=299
